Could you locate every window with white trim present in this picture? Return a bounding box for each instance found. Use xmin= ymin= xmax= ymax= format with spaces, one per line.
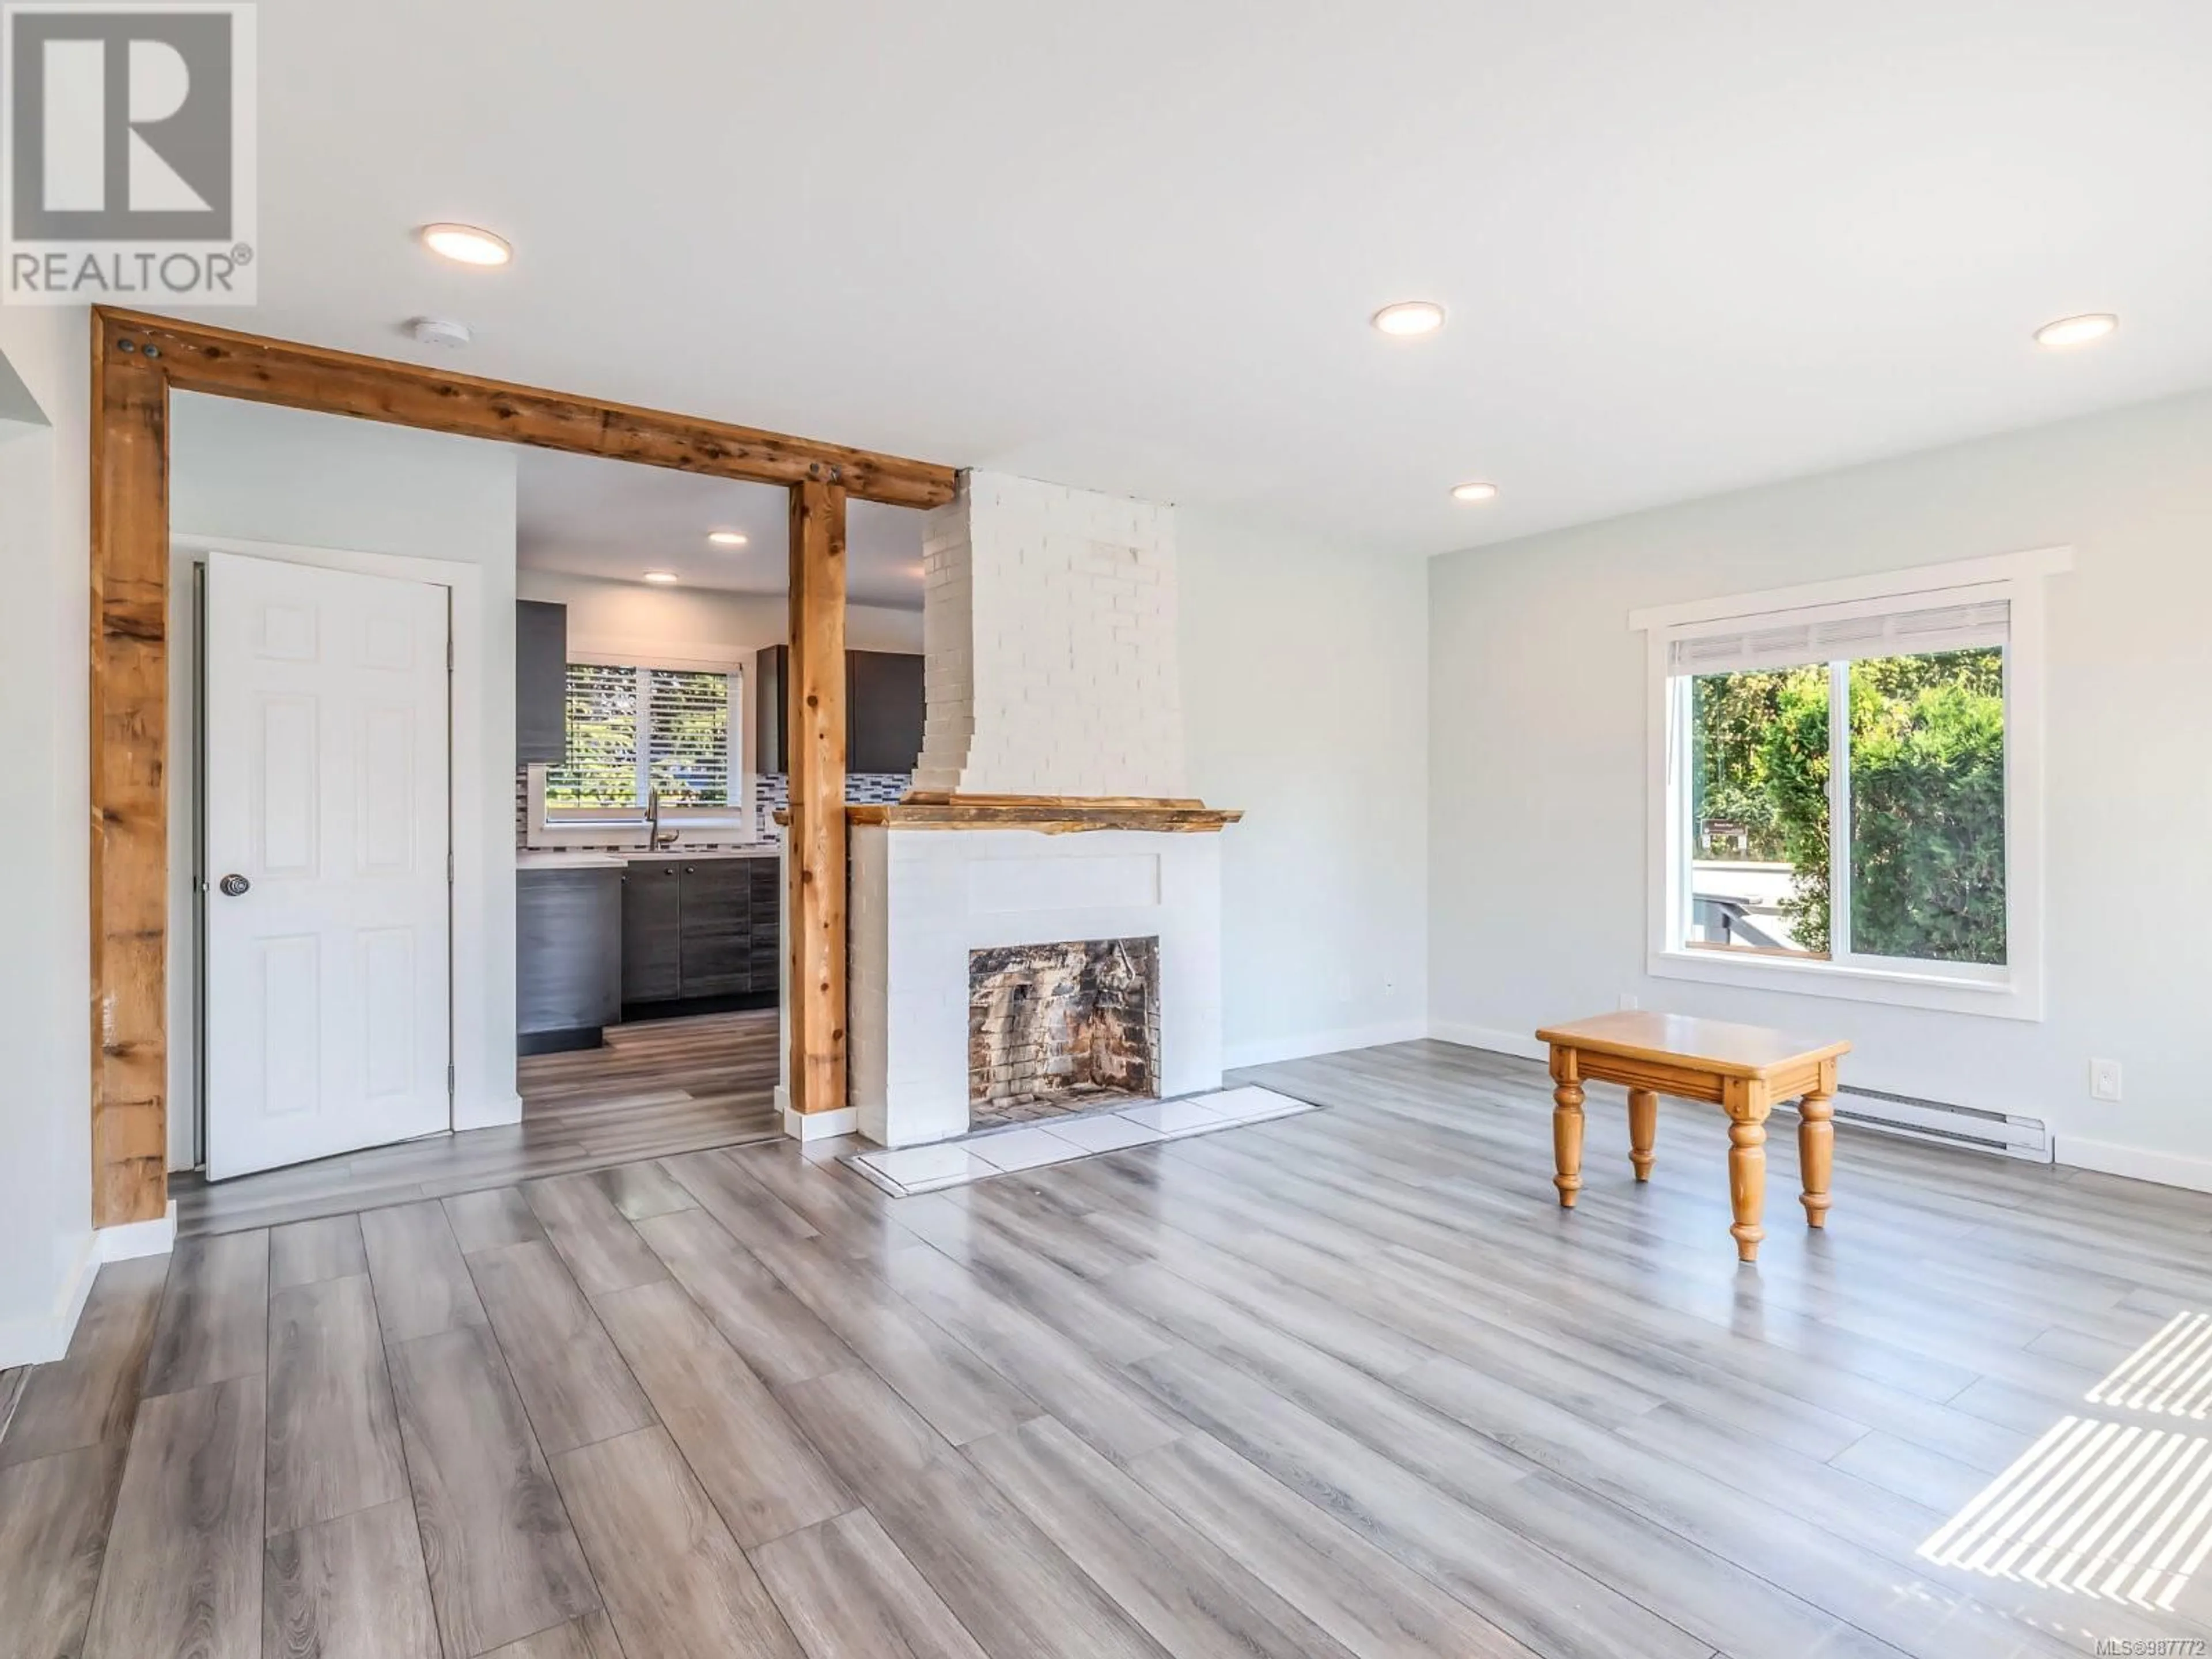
xmin=1639 ymin=552 xmax=2060 ymax=1018
xmin=524 ymin=650 xmax=756 ymax=849
xmin=546 ymin=662 xmax=733 ymax=814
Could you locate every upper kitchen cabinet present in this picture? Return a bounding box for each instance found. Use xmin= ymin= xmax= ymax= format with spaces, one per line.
xmin=754 ymin=642 xmax=787 ymax=774
xmin=849 ymin=650 xmax=926 ymax=774
xmin=516 ymin=600 xmax=568 ymax=763
xmin=755 ymin=644 xmax=924 ymax=775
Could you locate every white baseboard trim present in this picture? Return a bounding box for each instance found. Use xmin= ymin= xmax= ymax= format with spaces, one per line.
xmin=2057 ymin=1135 xmax=2212 ymax=1196
xmin=773 ymin=1084 xmax=792 ymax=1118
xmin=455 ymin=1091 xmax=525 ymax=1132
xmin=99 ymin=1199 xmax=178 ymax=1263
xmin=0 ymin=1228 xmax=99 ymax=1370
xmin=1426 ymin=1021 xmax=1548 ymax=1063
xmin=784 ymin=1105 xmax=858 ymax=1142
xmin=1223 ymin=1018 xmax=1429 ymax=1071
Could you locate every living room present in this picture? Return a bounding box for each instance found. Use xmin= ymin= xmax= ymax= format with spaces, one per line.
xmin=1 ymin=5 xmax=2208 ymax=1657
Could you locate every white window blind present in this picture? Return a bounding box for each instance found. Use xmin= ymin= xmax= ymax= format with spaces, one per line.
xmin=643 ymin=668 xmax=730 ymax=805
xmin=546 ymin=663 xmax=640 ymax=809
xmin=1668 ymin=596 xmax=2009 ymax=676
xmin=545 ymin=663 xmax=732 ymax=810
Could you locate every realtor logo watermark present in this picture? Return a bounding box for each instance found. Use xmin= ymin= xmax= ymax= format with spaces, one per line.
xmin=2 ymin=2 xmax=256 ymax=304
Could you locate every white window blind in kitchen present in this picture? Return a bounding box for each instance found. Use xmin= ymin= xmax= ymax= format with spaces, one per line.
xmin=643 ymin=668 xmax=731 ymax=805
xmin=1666 ymin=591 xmax=2009 ymax=677
xmin=544 ymin=663 xmax=732 ymax=810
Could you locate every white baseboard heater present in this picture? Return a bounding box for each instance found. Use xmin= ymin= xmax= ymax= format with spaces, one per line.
xmin=1826 ymin=1084 xmax=2050 ymax=1162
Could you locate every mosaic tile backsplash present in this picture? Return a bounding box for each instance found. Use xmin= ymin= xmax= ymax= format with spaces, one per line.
xmin=515 ymin=771 xmax=912 ymax=850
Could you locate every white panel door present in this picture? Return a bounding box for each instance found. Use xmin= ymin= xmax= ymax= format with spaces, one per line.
xmin=204 ymin=551 xmax=452 ymax=1179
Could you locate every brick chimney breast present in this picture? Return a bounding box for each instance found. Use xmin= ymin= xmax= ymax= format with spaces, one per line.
xmin=912 ymin=471 xmax=1187 ymax=800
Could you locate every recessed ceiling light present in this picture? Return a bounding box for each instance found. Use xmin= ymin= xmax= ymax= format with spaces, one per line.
xmin=2034 ymin=312 xmax=2118 ymax=349
xmin=418 ymin=222 xmax=512 ymax=267
xmin=706 ymin=529 xmax=748 ymax=547
xmin=1372 ymin=300 xmax=1446 ymax=338
xmin=1451 ymin=480 xmax=1499 ymax=503
xmin=642 ymin=571 xmax=679 ymax=585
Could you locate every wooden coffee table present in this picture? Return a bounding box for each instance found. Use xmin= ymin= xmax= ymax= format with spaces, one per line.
xmin=1534 ymin=1011 xmax=1849 ymax=1262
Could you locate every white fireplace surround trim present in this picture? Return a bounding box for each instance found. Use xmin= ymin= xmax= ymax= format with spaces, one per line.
xmin=850 ymin=825 xmax=1224 ymax=1147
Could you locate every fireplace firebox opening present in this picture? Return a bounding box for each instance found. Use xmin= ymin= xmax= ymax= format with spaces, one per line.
xmin=967 ymin=937 xmax=1161 ymax=1128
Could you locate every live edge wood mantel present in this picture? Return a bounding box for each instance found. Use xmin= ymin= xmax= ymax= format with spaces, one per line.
xmin=782 ymin=795 xmax=1245 ymax=835
xmin=1535 ymin=1010 xmax=1849 ymax=1263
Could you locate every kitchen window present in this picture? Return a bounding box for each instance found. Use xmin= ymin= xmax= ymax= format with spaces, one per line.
xmin=546 ymin=662 xmax=733 ymax=812
xmin=1635 ymin=550 xmax=2065 ymax=1018
xmin=526 ymin=653 xmax=754 ymax=846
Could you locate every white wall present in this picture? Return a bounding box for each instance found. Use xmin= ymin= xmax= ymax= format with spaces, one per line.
xmin=0 ymin=308 xmax=93 ymax=1366
xmin=516 ymin=569 xmax=922 ymax=659
xmin=168 ymin=394 xmax=522 ymax=1165
xmin=1430 ymin=388 xmax=2212 ymax=1179
xmin=1179 ymin=508 xmax=1431 ymax=1069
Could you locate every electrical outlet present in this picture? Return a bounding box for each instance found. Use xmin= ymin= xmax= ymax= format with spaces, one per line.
xmin=2089 ymin=1059 xmax=2123 ymax=1103
xmin=1618 ymin=993 xmax=1640 ymax=1012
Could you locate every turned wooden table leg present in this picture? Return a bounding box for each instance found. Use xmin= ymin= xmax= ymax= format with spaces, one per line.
xmin=1799 ymin=1089 xmax=1835 ymax=1228
xmin=1725 ymin=1086 xmax=1770 ymax=1262
xmin=1627 ymin=1088 xmax=1657 ymax=1181
xmin=1550 ymin=1051 xmax=1585 ymax=1209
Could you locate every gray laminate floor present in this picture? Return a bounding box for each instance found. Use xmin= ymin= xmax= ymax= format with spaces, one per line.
xmin=172 ymin=1009 xmax=784 ymax=1238
xmin=10 ymin=1039 xmax=2212 ymax=1658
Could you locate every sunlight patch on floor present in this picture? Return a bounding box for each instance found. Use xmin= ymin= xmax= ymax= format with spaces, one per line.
xmin=1919 ymin=1414 xmax=2212 ymax=1609
xmin=2088 ymin=1312 xmax=2212 ymax=1418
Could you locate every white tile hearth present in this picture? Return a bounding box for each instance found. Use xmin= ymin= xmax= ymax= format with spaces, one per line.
xmin=1046 ymin=1112 xmax=1166 ymax=1153
xmin=844 ymin=1087 xmax=1314 ymax=1197
xmin=1187 ymin=1086 xmax=1313 ymax=1124
xmin=969 ymin=1128 xmax=1088 ymax=1172
xmin=1119 ymin=1096 xmax=1234 ymax=1136
xmin=856 ymin=1142 xmax=994 ymax=1191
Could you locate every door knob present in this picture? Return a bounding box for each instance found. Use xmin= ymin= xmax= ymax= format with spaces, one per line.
xmin=218 ymin=873 xmax=250 ymax=897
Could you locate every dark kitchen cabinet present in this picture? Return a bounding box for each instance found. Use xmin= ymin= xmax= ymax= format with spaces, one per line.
xmin=620 ymin=861 xmax=684 ymax=1003
xmin=754 ymin=643 xmax=788 ymax=774
xmin=753 ymin=643 xmax=923 ymax=775
xmin=516 ymin=600 xmax=569 ymax=764
xmin=747 ymin=858 xmax=780 ymax=988
xmin=621 ymin=856 xmax=781 ymax=1011
xmin=849 ymin=649 xmax=926 ymax=774
xmin=517 ymin=866 xmax=620 ymax=1054
xmin=677 ymin=861 xmax=752 ymax=998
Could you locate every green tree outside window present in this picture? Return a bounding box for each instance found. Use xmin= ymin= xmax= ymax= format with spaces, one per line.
xmin=1689 ymin=649 xmax=2004 ymax=965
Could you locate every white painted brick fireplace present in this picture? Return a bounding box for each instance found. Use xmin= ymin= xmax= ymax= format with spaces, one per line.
xmin=914 ymin=472 xmax=1187 ymax=800
xmin=850 ymin=828 xmax=1223 ymax=1145
xmin=838 ymin=470 xmax=1237 ymax=1148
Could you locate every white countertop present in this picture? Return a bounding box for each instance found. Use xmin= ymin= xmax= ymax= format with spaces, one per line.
xmin=516 ymin=846 xmax=778 ymax=871
xmin=621 ymin=847 xmax=779 ymax=862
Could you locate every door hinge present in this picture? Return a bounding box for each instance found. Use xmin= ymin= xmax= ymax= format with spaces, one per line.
xmin=446 ymin=1063 xmax=455 ymax=1095
xmin=446 ymin=637 xmax=454 ymax=672
xmin=447 ymin=850 xmax=454 ymax=884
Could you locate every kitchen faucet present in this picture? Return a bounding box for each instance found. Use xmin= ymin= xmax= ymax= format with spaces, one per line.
xmin=648 ymin=787 xmax=679 ymax=848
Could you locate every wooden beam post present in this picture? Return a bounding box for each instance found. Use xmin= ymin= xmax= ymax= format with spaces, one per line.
xmin=785 ymin=478 xmax=849 ymax=1118
xmin=89 ymin=323 xmax=173 ymax=1226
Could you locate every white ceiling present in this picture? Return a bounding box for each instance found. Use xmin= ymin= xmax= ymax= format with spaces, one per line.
xmin=514 ymin=448 xmax=925 ymax=608
xmin=203 ymin=1 xmax=2212 ymax=556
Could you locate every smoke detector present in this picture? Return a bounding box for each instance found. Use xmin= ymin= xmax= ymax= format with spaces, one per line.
xmin=408 ymin=316 xmax=472 ymax=349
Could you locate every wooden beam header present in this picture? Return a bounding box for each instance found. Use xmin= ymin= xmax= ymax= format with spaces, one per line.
xmin=93 ymin=307 xmax=958 ymax=509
